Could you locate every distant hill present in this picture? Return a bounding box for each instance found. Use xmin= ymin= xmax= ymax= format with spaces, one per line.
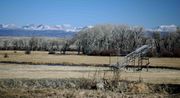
xmin=0 ymin=29 xmax=76 ymax=38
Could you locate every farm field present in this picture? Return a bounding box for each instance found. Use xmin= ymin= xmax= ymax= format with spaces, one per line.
xmin=1 ymin=0 xmax=180 ymax=97
xmin=0 ymin=50 xmax=180 ymax=97
xmin=0 ymin=63 xmax=180 ymax=84
xmin=0 ymin=50 xmax=180 ymax=68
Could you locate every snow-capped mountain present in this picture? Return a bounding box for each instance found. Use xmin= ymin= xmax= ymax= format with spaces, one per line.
xmin=145 ymin=24 xmax=178 ymax=38
xmin=157 ymin=25 xmax=177 ymax=32
xmin=0 ymin=24 xmax=19 ymax=29
xmin=0 ymin=24 xmax=90 ymax=37
xmin=0 ymin=24 xmax=177 ymax=33
xmin=22 ymin=24 xmax=83 ymax=32
xmin=0 ymin=24 xmax=177 ymax=37
xmin=0 ymin=24 xmax=84 ymax=32
xmin=147 ymin=24 xmax=177 ymax=32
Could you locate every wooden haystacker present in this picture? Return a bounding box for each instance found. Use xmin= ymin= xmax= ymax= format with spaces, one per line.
xmin=111 ymin=45 xmax=151 ymax=71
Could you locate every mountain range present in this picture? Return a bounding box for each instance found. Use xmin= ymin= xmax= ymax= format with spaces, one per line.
xmin=0 ymin=24 xmax=88 ymax=37
xmin=0 ymin=24 xmax=85 ymax=32
xmin=147 ymin=24 xmax=177 ymax=32
xmin=0 ymin=24 xmax=177 ymax=37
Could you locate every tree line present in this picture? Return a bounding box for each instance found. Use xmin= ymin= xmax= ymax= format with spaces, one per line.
xmin=0 ymin=37 xmax=71 ymax=54
xmin=0 ymin=24 xmax=180 ymax=57
xmin=73 ymin=24 xmax=180 ymax=57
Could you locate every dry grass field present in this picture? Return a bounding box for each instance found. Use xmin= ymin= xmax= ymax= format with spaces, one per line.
xmin=0 ymin=50 xmax=119 ymax=65
xmin=0 ymin=63 xmax=179 ymax=84
xmin=1 ymin=78 xmax=179 ymax=98
xmin=0 ymin=50 xmax=180 ymax=84
xmin=0 ymin=50 xmax=180 ymax=68
xmin=0 ymin=50 xmax=180 ymax=97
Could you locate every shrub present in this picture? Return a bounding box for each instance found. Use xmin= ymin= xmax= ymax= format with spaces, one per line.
xmin=25 ymin=49 xmax=31 ymax=54
xmin=173 ymin=48 xmax=180 ymax=57
xmin=88 ymin=49 xmax=119 ymax=56
xmin=48 ymin=50 xmax=56 ymax=54
xmin=160 ymin=48 xmax=173 ymax=57
xmin=146 ymin=51 xmax=154 ymax=57
xmin=4 ymin=53 xmax=9 ymax=58
xmin=88 ymin=50 xmax=101 ymax=56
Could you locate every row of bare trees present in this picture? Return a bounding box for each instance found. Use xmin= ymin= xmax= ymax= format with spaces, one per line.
xmin=74 ymin=25 xmax=146 ymax=55
xmin=0 ymin=24 xmax=179 ymax=57
xmin=0 ymin=37 xmax=70 ymax=54
xmin=152 ymin=28 xmax=180 ymax=57
xmin=73 ymin=24 xmax=180 ymax=57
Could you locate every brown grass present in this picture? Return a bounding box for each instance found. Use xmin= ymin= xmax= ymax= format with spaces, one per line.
xmin=0 ymin=88 xmax=173 ymax=98
xmin=0 ymin=63 xmax=179 ymax=84
xmin=0 ymin=50 xmax=180 ymax=97
xmin=0 ymin=50 xmax=119 ymax=65
xmin=0 ymin=78 xmax=179 ymax=98
xmin=0 ymin=50 xmax=180 ymax=68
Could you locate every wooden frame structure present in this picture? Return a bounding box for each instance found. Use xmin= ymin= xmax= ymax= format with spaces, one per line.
xmin=111 ymin=45 xmax=151 ymax=71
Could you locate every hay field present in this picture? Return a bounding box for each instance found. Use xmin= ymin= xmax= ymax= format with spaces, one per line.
xmin=0 ymin=50 xmax=180 ymax=68
xmin=0 ymin=50 xmax=180 ymax=97
xmin=0 ymin=63 xmax=179 ymax=84
xmin=0 ymin=51 xmax=119 ymax=65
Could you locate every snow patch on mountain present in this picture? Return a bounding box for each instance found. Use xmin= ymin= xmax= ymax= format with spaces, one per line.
xmin=147 ymin=24 xmax=177 ymax=32
xmin=0 ymin=24 xmax=177 ymax=33
xmin=0 ymin=24 xmax=19 ymax=29
xmin=0 ymin=24 xmax=86 ymax=32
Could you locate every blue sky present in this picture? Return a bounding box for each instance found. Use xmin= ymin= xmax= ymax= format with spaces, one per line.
xmin=0 ymin=0 xmax=179 ymax=28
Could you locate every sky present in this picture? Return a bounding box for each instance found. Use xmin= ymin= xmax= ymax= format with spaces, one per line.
xmin=0 ymin=0 xmax=179 ymax=28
